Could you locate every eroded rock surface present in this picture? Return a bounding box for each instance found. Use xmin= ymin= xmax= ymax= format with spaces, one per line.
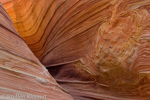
xmin=2 ymin=0 xmax=150 ymax=100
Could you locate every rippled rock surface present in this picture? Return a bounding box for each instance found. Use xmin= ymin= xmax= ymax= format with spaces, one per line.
xmin=2 ymin=0 xmax=150 ymax=100
xmin=0 ymin=2 xmax=73 ymax=100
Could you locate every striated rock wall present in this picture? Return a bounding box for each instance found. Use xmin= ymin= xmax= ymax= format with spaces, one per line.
xmin=0 ymin=2 xmax=73 ymax=100
xmin=2 ymin=0 xmax=150 ymax=99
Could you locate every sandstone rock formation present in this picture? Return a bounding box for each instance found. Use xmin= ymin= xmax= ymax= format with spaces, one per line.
xmin=0 ymin=2 xmax=73 ymax=100
xmin=2 ymin=0 xmax=150 ymax=100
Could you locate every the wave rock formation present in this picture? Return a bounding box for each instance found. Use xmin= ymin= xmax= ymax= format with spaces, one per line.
xmin=1 ymin=0 xmax=150 ymax=100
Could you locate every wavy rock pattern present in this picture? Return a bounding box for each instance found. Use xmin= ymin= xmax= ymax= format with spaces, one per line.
xmin=0 ymin=2 xmax=73 ymax=100
xmin=2 ymin=0 xmax=150 ymax=99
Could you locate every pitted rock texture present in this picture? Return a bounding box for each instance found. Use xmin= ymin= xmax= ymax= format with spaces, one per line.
xmin=0 ymin=2 xmax=73 ymax=100
xmin=2 ymin=0 xmax=150 ymax=100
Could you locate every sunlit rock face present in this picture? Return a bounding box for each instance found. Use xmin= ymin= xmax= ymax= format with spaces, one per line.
xmin=2 ymin=0 xmax=150 ymax=99
xmin=0 ymin=2 xmax=73 ymax=100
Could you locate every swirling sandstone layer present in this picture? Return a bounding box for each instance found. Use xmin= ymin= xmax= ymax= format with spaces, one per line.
xmin=0 ymin=2 xmax=73 ymax=100
xmin=2 ymin=0 xmax=150 ymax=99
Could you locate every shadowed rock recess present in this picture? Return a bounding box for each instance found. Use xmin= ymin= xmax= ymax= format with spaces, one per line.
xmin=1 ymin=0 xmax=150 ymax=100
